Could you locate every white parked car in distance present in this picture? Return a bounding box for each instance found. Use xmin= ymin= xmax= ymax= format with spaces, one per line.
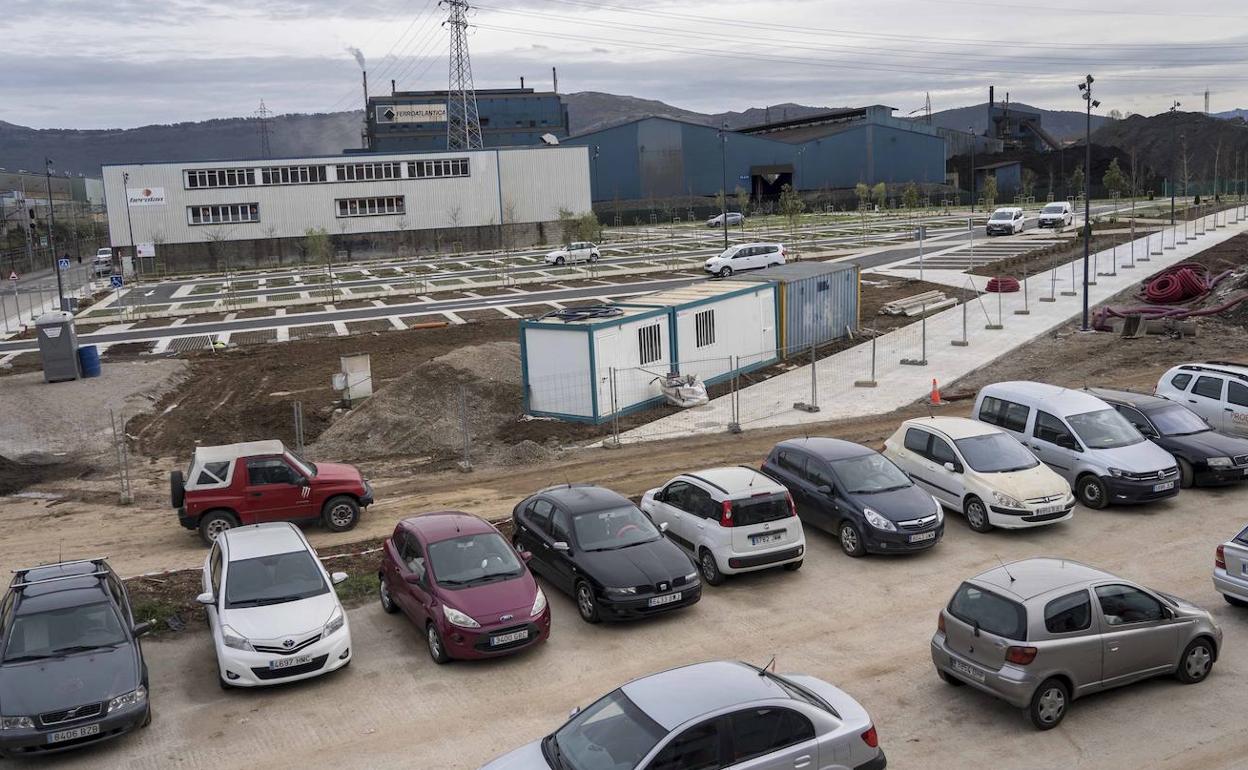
xmin=706 ymin=212 xmax=744 ymax=228
xmin=198 ymin=522 xmax=351 ymax=688
xmin=640 ymin=466 xmax=805 ymax=585
xmin=986 ymin=207 xmax=1026 ymax=236
xmin=703 ymin=242 xmax=785 ymax=277
xmin=544 ymin=242 xmax=600 ymax=266
xmin=1037 ymin=201 xmax=1073 ymax=229
xmin=1156 ymin=362 xmax=1248 ymax=438
xmin=883 ymin=416 xmax=1075 ymax=533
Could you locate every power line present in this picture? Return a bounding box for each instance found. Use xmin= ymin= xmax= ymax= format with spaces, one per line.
xmin=444 ymin=0 xmax=483 ymax=150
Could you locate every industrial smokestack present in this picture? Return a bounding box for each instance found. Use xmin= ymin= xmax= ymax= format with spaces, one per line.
xmin=391 ymin=79 xmax=395 ymax=95
xmin=521 ymin=76 xmax=525 ymax=89
xmin=988 ymin=85 xmax=994 ymax=109
xmin=552 ymin=67 xmax=558 ymax=93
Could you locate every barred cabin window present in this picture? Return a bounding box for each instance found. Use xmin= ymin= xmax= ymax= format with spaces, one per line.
xmin=335 ymin=196 xmax=405 ymax=218
xmin=695 ymin=309 xmax=715 ymax=348
xmin=407 ymin=158 xmax=470 ymax=179
xmin=638 ymin=323 xmax=662 ymax=365
xmin=187 ymin=203 xmax=260 ymax=225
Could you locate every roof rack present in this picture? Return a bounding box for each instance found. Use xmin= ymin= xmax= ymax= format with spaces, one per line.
xmin=1178 ymin=363 xmax=1248 ymax=382
xmin=1206 ymin=361 xmax=1248 ymax=369
xmin=13 ymin=570 xmax=110 ymax=590
xmin=684 ymin=472 xmax=729 ymax=495
xmin=10 ymin=557 xmax=109 ymax=575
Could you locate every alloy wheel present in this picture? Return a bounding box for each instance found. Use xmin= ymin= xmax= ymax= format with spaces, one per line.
xmin=379 ymin=580 xmax=394 ymax=612
xmin=205 ymin=519 xmax=232 ymax=541
xmin=840 ymin=525 xmax=859 ymax=554
xmin=577 ymin=585 xmax=595 ymax=619
xmin=1186 ymin=645 xmax=1212 ymax=680
xmin=428 ymin=626 xmax=442 ymax=658
xmin=1036 ymin=686 xmax=1065 ymax=725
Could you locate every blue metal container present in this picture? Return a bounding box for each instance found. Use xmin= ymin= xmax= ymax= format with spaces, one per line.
xmin=77 ymin=345 xmax=102 ymax=378
xmin=735 ymin=262 xmax=860 ymax=357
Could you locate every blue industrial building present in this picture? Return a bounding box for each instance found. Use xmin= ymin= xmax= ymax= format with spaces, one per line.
xmin=563 ymin=105 xmax=946 ymax=202
xmin=366 ymin=87 xmax=569 ymax=152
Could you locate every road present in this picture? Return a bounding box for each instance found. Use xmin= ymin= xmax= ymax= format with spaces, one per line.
xmin=13 ymin=480 xmax=1248 ymax=769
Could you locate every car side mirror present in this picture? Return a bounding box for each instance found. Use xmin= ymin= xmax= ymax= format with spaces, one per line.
xmin=404 ymin=571 xmax=426 ymax=586
xmin=297 ymin=476 xmax=310 ymax=487
xmin=552 ymin=541 xmax=570 ymax=552
xmin=943 ymin=462 xmax=961 ymax=473
xmin=195 ymin=591 xmax=215 ymax=606
xmin=330 ymin=571 xmax=348 ymax=585
xmin=816 ymin=484 xmax=833 ymax=495
xmin=658 ymin=521 xmax=669 ymax=533
xmin=519 ymin=550 xmax=533 ymax=563
xmin=132 ymin=620 xmax=155 ymax=637
xmin=569 ymin=706 xmax=581 ymax=718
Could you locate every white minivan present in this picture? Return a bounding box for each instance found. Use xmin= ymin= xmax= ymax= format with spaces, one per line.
xmin=986 ymin=207 xmax=1025 ymax=236
xmin=703 ymin=242 xmax=785 ymax=277
xmin=1156 ymin=362 xmax=1248 ymax=438
xmin=973 ymin=382 xmax=1180 ymax=509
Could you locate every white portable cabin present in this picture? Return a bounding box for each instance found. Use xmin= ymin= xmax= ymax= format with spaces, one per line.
xmin=520 ymin=281 xmax=779 ymax=423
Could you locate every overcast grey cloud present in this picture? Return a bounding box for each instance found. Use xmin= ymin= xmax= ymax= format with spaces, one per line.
xmin=4 ymin=0 xmax=1248 ymax=128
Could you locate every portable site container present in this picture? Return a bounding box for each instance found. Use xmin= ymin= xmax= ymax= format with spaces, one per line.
xmin=732 ymin=261 xmax=860 ymax=357
xmin=520 ymin=281 xmax=779 ymax=422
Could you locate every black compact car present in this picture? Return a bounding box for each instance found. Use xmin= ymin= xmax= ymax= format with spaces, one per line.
xmin=1089 ymin=387 xmax=1248 ymax=487
xmin=762 ymin=437 xmax=944 ymax=557
xmin=0 ymin=559 xmax=152 ymax=757
xmin=511 ymin=484 xmax=701 ymax=623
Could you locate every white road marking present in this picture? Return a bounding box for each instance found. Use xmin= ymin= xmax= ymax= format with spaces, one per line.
xmin=333 ymin=321 xmax=349 ymax=336
xmin=388 ymin=316 xmax=407 ymax=330
xmin=276 ymin=326 xmax=289 ymax=341
xmin=441 ymin=311 xmax=465 ymax=324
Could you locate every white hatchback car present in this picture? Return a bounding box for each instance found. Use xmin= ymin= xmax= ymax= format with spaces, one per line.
xmin=544 ymin=242 xmax=600 ymax=266
xmin=703 ymin=242 xmax=785 ymax=277
xmin=884 ymin=417 xmax=1075 ymax=533
xmin=1156 ymin=362 xmax=1248 ymax=438
xmin=198 ymin=522 xmax=351 ymax=688
xmin=640 ymin=467 xmax=805 ymax=585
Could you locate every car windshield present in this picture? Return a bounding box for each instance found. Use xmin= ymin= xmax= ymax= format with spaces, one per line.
xmin=954 ymin=433 xmax=1039 ymax=473
xmin=1147 ymin=404 xmax=1209 ymax=436
xmin=831 ymin=453 xmax=912 ymax=493
xmin=1236 ymin=525 xmax=1248 ymax=546
xmin=573 ymin=507 xmax=661 ymax=551
xmin=285 ymin=450 xmax=317 ymax=477
xmin=949 ymin=582 xmax=1027 ymax=641
xmin=1042 ymin=204 xmax=1065 ymax=213
xmin=1067 ymin=408 xmax=1144 ymax=449
xmin=990 ymin=211 xmax=1013 ymax=221
xmin=427 ymin=532 xmax=524 ymax=588
xmin=549 ymin=689 xmax=665 ymax=770
xmin=224 ymin=550 xmax=328 ymax=608
xmin=4 ymin=602 xmax=127 ymax=662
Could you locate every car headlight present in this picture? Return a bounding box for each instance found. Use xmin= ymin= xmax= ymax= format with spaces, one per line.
xmin=324 ymin=607 xmax=345 ymax=637
xmin=443 ymin=606 xmax=480 ymax=629
xmin=221 ymin=624 xmax=253 ymax=651
xmin=1207 ymin=456 xmax=1233 ymax=468
xmin=604 ymin=586 xmax=637 ymax=597
xmin=863 ymin=507 xmax=896 ymax=531
xmin=932 ymin=495 xmax=944 ymax=524
xmin=683 ymin=571 xmax=699 ymax=583
xmin=530 ymin=587 xmax=547 ymax=617
xmin=107 ymin=685 xmax=147 ymax=713
xmin=1107 ymin=467 xmax=1127 ymax=478
xmin=0 ymin=716 xmax=33 ymax=730
xmin=991 ymin=491 xmax=1024 ymax=509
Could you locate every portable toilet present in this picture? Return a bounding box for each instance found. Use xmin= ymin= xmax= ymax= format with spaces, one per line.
xmin=34 ymin=311 xmax=82 ymax=383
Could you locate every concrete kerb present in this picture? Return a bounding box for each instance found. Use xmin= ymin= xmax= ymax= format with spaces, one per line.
xmin=619 ymin=211 xmax=1245 ymax=443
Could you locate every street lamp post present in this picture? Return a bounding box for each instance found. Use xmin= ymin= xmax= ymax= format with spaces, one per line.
xmin=968 ymin=127 xmax=976 ymax=213
xmin=122 ymin=171 xmax=138 ymax=278
xmin=44 ymin=158 xmax=65 ymax=308
xmin=592 ymin=145 xmax=600 ymax=202
xmin=718 ymin=122 xmax=729 ymax=251
xmin=1169 ymin=101 xmax=1181 ymax=225
xmin=1077 ymin=75 xmax=1099 ymax=332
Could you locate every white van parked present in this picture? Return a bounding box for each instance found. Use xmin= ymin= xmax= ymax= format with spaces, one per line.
xmin=1155 ymin=362 xmax=1248 ymax=438
xmin=1038 ymin=201 xmax=1073 ymax=229
xmin=986 ymin=207 xmax=1025 ymax=236
xmin=703 ymin=243 xmax=785 ymax=277
xmin=973 ymin=382 xmax=1180 ymax=509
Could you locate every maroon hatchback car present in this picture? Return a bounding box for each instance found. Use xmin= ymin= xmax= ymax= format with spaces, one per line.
xmin=378 ymin=511 xmax=551 ymax=663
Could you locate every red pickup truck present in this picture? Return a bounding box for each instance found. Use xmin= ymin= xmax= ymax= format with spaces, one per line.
xmin=170 ymin=440 xmax=374 ymax=544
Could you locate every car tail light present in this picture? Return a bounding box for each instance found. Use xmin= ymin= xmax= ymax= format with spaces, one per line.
xmin=785 ymin=492 xmax=797 ymax=517
xmin=1216 ymin=544 xmax=1226 ymax=570
xmin=937 ymin=611 xmax=945 ymax=633
xmin=720 ymin=500 xmax=734 ymax=528
xmin=860 ymin=725 xmax=878 ymax=748
xmin=1006 ymin=646 xmax=1038 ymax=665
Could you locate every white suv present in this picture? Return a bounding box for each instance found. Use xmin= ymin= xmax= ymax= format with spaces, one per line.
xmin=198 ymin=522 xmax=351 ymax=688
xmin=703 ymin=242 xmax=785 ymax=277
xmin=884 ymin=417 xmax=1074 ymax=533
xmin=1157 ymin=362 xmax=1248 ymax=438
xmin=640 ymin=467 xmax=805 ymax=585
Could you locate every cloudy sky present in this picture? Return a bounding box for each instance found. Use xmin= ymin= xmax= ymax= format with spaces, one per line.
xmin=5 ymin=0 xmax=1248 ymax=128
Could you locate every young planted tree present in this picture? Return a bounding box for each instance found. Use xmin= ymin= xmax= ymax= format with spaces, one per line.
xmin=778 ymin=184 xmax=805 ymax=235
xmin=1070 ymin=166 xmax=1086 ymax=199
xmin=855 ymin=182 xmax=871 ymax=210
xmin=981 ymin=176 xmax=998 ymax=209
xmin=1020 ymin=169 xmax=1037 ymax=200
xmin=1102 ymin=158 xmax=1128 ymax=199
xmin=734 ymin=186 xmax=750 ymax=221
xmin=871 ymin=182 xmax=888 ymax=210
xmin=901 ymin=182 xmax=920 ymax=211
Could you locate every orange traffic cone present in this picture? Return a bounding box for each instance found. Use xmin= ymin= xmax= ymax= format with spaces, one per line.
xmin=930 ymin=379 xmax=945 ymax=406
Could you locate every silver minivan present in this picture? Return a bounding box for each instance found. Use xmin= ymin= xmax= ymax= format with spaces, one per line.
xmin=932 ymin=558 xmax=1221 ymax=730
xmin=973 ymin=382 xmax=1179 ymax=509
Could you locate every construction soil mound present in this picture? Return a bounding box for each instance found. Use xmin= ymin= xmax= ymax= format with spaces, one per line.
xmin=312 ymin=341 xmax=553 ymax=467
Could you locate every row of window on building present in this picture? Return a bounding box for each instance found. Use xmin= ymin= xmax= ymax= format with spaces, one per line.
xmin=183 ymin=158 xmax=470 ymax=189
xmin=186 ymin=196 xmax=407 ymax=226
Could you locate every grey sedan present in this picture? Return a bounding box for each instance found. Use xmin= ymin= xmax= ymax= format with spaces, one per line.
xmin=931 ymin=558 xmax=1221 ymax=730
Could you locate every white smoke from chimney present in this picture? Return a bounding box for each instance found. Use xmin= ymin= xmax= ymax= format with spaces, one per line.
xmin=346 ymin=46 xmax=366 ymax=70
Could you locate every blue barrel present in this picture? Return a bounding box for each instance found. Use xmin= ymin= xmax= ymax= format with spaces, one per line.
xmin=78 ymin=345 xmax=101 ymax=378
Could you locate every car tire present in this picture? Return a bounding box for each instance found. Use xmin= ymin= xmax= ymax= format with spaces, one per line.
xmin=555 ymin=256 xmax=565 ymax=265
xmin=838 ymin=521 xmax=866 ymax=557
xmin=575 ymin=580 xmax=601 ymax=624
xmin=718 ymin=266 xmax=733 ymax=278
xmin=1076 ymin=474 xmax=1109 ymax=510
xmin=1178 ymin=458 xmax=1195 ymax=489
xmin=1224 ymin=594 xmax=1248 ymax=608
xmin=426 ymin=623 xmax=451 ymax=664
xmin=170 ymin=470 xmax=185 ymax=508
xmin=1176 ymin=638 xmax=1215 ymax=684
xmin=937 ymin=669 xmax=964 ymax=687
xmin=141 ymin=706 xmax=152 ymax=728
xmin=698 ymin=548 xmax=725 ymax=586
xmin=783 ymin=559 xmax=803 ymax=572
xmin=198 ymin=510 xmax=238 ymax=546
xmin=322 ymin=496 xmax=361 ymax=532
xmin=378 ymin=574 xmax=398 ymax=614
xmin=964 ymin=496 xmax=993 ymax=533
xmin=1028 ymin=678 xmax=1069 ymax=730
xmin=589 ymin=253 xmax=599 ymax=263
xmin=218 ymin=674 xmax=234 ymax=691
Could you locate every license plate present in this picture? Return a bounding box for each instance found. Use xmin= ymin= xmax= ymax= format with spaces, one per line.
xmin=648 ymin=592 xmax=682 ymax=607
xmin=909 ymin=531 xmax=936 ymax=543
xmin=1037 ymin=504 xmax=1065 ymax=515
xmin=491 ymin=629 xmax=529 ymax=646
xmin=751 ymin=532 xmax=784 ymax=546
xmin=1153 ymin=481 xmax=1175 ymax=492
xmin=951 ymin=659 xmax=985 ymax=683
xmin=48 ymin=723 xmax=100 ymax=744
xmin=1242 ymin=468 xmax=1248 ymax=477
xmin=268 ymin=654 xmax=313 ymax=670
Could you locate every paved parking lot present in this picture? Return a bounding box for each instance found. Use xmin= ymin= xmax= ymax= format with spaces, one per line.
xmin=16 ymin=481 xmax=1248 ymax=769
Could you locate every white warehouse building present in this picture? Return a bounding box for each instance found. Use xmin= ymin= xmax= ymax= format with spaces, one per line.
xmin=100 ymin=145 xmax=591 ymax=272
